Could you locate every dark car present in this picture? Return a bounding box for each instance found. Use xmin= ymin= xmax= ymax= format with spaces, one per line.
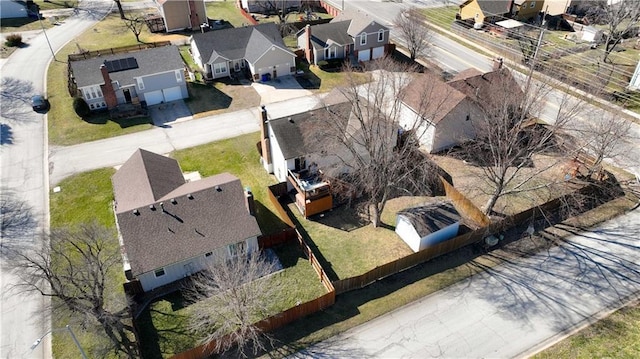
xmin=31 ymin=95 xmax=48 ymax=111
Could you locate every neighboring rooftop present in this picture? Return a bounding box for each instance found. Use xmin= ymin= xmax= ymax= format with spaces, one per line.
xmin=69 ymin=45 xmax=184 ymax=88
xmin=402 ymin=72 xmax=467 ymax=124
xmin=332 ymin=8 xmax=388 ymax=36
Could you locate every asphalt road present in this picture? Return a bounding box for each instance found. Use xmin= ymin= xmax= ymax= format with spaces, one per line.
xmin=291 ymin=208 xmax=640 ymax=358
xmin=0 ymin=1 xmax=112 ymax=358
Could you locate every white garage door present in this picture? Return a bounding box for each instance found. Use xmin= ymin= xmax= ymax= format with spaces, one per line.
xmin=144 ymin=90 xmax=164 ymax=106
xmin=162 ymin=86 xmax=183 ymax=102
xmin=372 ymin=46 xmax=385 ymax=60
xmin=358 ymin=49 xmax=370 ymax=62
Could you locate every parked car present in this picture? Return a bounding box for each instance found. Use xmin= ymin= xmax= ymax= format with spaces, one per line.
xmin=31 ymin=95 xmax=48 ymax=111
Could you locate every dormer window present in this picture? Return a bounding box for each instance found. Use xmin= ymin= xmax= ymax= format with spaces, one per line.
xmin=360 ymin=33 xmax=367 ymax=46
xmin=378 ymin=29 xmax=384 ymax=42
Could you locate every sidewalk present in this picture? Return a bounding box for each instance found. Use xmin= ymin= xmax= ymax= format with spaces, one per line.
xmin=48 ymin=94 xmax=325 ymax=185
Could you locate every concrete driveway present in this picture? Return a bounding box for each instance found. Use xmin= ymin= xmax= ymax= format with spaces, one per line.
xmin=251 ymin=75 xmax=313 ymax=105
xmin=147 ymin=100 xmax=193 ymax=126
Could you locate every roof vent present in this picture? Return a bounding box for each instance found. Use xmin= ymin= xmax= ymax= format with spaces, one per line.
xmin=160 ymin=202 xmax=165 ymax=212
xmin=288 ymin=117 xmax=294 ymax=123
xmin=149 ymin=204 xmax=156 ymax=211
xmin=171 ymin=198 xmax=177 ymax=204
xmin=133 ymin=209 xmax=140 ymax=215
xmin=188 ymin=194 xmax=194 ymax=199
xmin=215 ymin=185 xmax=222 ymax=192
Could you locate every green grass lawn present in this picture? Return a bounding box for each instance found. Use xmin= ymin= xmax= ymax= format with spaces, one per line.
xmin=535 ymin=302 xmax=640 ymax=358
xmin=48 ymin=168 xmax=129 ymax=359
xmin=206 ymin=1 xmax=248 ymax=27
xmin=423 ymin=5 xmax=458 ymax=29
xmin=34 ymin=0 xmax=78 ymax=10
xmin=288 ymin=197 xmax=415 ymax=281
xmin=137 ymin=243 xmax=326 ymax=358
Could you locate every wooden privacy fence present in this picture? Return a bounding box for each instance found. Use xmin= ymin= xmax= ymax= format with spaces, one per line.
xmin=67 ymin=41 xmax=172 ymax=61
xmin=441 ymin=176 xmax=490 ymax=227
xmin=258 ymin=227 xmax=297 ymax=249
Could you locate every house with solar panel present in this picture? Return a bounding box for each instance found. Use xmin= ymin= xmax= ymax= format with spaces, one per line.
xmin=68 ymin=45 xmax=188 ymax=112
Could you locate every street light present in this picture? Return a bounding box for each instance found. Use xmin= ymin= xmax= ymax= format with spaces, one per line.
xmin=31 ymin=324 xmax=88 ymax=359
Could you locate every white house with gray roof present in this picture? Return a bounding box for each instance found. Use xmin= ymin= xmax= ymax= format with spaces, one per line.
xmin=189 ymin=23 xmax=296 ymax=81
xmin=112 ymin=149 xmax=261 ymax=292
xmin=69 ymin=45 xmax=188 ymax=110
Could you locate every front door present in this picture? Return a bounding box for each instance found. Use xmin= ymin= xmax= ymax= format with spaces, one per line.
xmin=123 ymin=88 xmax=132 ymax=103
xmin=234 ymin=61 xmax=240 ymax=72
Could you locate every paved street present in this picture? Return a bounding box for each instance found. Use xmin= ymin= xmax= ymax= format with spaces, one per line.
xmin=48 ymin=95 xmax=325 ymax=185
xmin=0 ymin=1 xmax=112 ymax=358
xmin=292 ymin=209 xmax=640 ymax=358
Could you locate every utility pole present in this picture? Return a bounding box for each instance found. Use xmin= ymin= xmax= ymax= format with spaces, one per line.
xmin=37 ymin=12 xmax=57 ymax=62
xmin=523 ymin=27 xmax=545 ymax=95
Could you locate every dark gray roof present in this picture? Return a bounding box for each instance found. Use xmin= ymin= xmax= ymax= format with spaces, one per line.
xmin=69 ymin=45 xmax=184 ymax=88
xmin=115 ymin=168 xmax=261 ymax=276
xmin=398 ymin=202 xmax=461 ymax=237
xmin=469 ymin=0 xmax=512 ymax=17
xmin=298 ymin=20 xmax=352 ymax=48
xmin=332 ymin=8 xmax=388 ymax=37
xmin=191 ymin=23 xmax=291 ymax=64
xmin=268 ymin=102 xmax=352 ymax=159
xmin=112 ymin=149 xmax=186 ymax=214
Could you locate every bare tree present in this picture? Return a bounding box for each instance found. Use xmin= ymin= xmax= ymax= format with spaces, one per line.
xmin=6 ymin=222 xmax=138 ymax=358
xmin=570 ymin=108 xmax=633 ymax=178
xmin=185 ymin=248 xmax=278 ymax=358
xmin=394 ymin=7 xmax=431 ymax=61
xmin=114 ymin=0 xmax=125 ymax=19
xmin=451 ymin=71 xmax=580 ymax=215
xmin=317 ymin=59 xmax=444 ymax=227
xmin=122 ymin=14 xmax=145 ymax=43
xmin=588 ymin=0 xmax=640 ymax=62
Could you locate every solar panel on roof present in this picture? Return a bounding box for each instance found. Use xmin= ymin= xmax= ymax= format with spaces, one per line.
xmin=104 ymin=57 xmax=139 ymax=73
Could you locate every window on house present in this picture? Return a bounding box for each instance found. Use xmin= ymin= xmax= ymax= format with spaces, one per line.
xmin=154 ymin=268 xmax=165 ymax=277
xmin=90 ymin=103 xmax=95 ymax=109
xmin=175 ymin=70 xmax=182 ymax=82
xmin=228 ymin=242 xmax=246 ymax=257
xmin=95 ymin=87 xmax=102 ymax=98
xmin=324 ymin=47 xmax=337 ymax=59
xmin=214 ymin=62 xmax=227 ymax=74
xmin=378 ymin=29 xmax=384 ymax=42
xmin=136 ymin=78 xmax=145 ymax=90
xmin=360 ymin=33 xmax=367 ymax=46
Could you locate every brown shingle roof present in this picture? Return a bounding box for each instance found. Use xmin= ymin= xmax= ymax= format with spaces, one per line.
xmin=402 ymin=73 xmax=467 ymax=125
xmin=112 ymin=149 xmax=186 ymax=214
xmin=446 ymin=68 xmax=523 ymax=114
xmin=115 ymin=172 xmax=261 ymax=277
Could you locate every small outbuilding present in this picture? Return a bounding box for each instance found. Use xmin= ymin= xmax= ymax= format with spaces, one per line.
xmin=395 ymin=201 xmax=461 ymax=253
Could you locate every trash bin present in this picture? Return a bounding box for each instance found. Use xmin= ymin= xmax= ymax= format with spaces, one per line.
xmin=261 ymin=74 xmax=269 ymax=82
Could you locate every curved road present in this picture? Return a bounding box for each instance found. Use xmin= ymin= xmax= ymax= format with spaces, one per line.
xmin=0 ymin=1 xmax=112 ymax=358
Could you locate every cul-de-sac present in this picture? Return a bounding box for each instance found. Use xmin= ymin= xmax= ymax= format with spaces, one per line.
xmin=2 ymin=0 xmax=640 ymax=358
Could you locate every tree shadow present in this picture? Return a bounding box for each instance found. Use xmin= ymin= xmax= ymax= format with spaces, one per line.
xmin=293 ymin=62 xmax=320 ymax=90
xmin=135 ymin=296 xmax=193 ymax=359
xmin=306 ymin=204 xmax=368 ymax=232
xmin=0 ymin=123 xmax=14 ymax=145
xmin=271 ymin=241 xmax=306 ymax=269
xmin=255 ymin=200 xmax=291 ymax=235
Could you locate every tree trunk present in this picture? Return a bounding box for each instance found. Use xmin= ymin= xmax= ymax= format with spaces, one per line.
xmin=370 ymin=203 xmax=381 ymax=228
xmin=483 ymin=193 xmax=500 ymax=216
xmin=114 ymin=0 xmax=125 ymax=19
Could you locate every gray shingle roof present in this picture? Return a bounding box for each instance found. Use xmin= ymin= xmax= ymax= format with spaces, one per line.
xmin=69 ymin=45 xmax=184 ymax=88
xmin=332 ymin=8 xmax=388 ymax=37
xmin=398 ymin=202 xmax=461 ymax=237
xmin=299 ymin=20 xmax=352 ymax=49
xmin=112 ymin=149 xmax=186 ymax=214
xmin=191 ymin=23 xmax=291 ymax=64
xmin=268 ymin=102 xmax=352 ymax=159
xmin=471 ymin=0 xmax=512 ymax=17
xmin=113 ymin=151 xmax=261 ymax=277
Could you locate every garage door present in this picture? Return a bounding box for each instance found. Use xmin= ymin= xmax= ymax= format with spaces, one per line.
xmin=372 ymin=46 xmax=385 ymax=60
xmin=358 ymin=49 xmax=370 ymax=62
xmin=144 ymin=90 xmax=164 ymax=106
xmin=162 ymin=86 xmax=183 ymax=103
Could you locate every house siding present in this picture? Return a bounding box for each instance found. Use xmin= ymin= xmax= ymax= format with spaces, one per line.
xmin=137 ymin=71 xmax=188 ymax=100
xmin=138 ymin=236 xmax=258 ymax=291
xmin=353 ymin=23 xmax=389 ymax=52
xmin=161 ymin=0 xmax=207 ymax=32
xmin=431 ymin=99 xmax=478 ymax=153
xmin=253 ymin=46 xmax=296 ymax=79
xmin=515 ymin=0 xmax=543 ymax=21
xmin=190 ymin=38 xmax=205 ymax=69
xmin=459 ymin=0 xmax=486 ymax=23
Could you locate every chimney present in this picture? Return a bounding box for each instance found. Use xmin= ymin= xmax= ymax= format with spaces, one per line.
xmin=100 ymin=64 xmax=118 ymax=109
xmin=260 ymin=106 xmax=272 ymax=165
xmin=493 ymin=57 xmax=503 ymax=71
xmin=188 ymin=0 xmax=200 ymax=30
xmin=245 ymin=187 xmax=256 ymax=216
xmin=304 ymin=24 xmax=314 ymax=64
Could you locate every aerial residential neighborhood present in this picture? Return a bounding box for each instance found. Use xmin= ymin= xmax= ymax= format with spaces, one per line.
xmin=2 ymin=0 xmax=640 ymax=358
